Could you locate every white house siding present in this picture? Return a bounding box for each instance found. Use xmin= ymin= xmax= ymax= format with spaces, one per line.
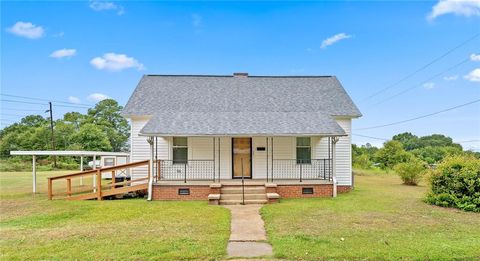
xmin=333 ymin=118 xmax=352 ymax=186
xmin=252 ymin=137 xmax=268 ymax=179
xmin=128 ymin=118 xmax=352 ymax=184
xmin=130 ymin=116 xmax=168 ymax=179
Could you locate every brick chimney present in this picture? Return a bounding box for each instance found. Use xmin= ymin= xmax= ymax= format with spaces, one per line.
xmin=233 ymin=72 xmax=248 ymax=77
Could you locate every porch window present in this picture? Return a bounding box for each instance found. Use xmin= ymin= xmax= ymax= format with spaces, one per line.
xmin=173 ymin=137 xmax=188 ymax=164
xmin=296 ymin=137 xmax=311 ymax=164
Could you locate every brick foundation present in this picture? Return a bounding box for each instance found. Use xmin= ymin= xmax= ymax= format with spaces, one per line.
xmin=152 ymin=183 xmax=352 ymax=201
xmin=337 ymin=185 xmax=352 ymax=193
xmin=152 ymin=185 xmax=211 ymax=200
xmin=276 ymin=184 xmax=352 ymax=198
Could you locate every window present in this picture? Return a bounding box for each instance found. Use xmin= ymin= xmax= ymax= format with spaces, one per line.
xmin=173 ymin=137 xmax=188 ymax=164
xmin=104 ymin=158 xmax=115 ymax=167
xmin=296 ymin=137 xmax=311 ymax=164
xmin=302 ymin=187 xmax=314 ymax=194
xmin=178 ymin=188 xmax=190 ymax=195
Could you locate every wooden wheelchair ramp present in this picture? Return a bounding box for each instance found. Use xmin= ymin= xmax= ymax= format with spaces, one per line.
xmin=48 ymin=160 xmax=151 ymax=200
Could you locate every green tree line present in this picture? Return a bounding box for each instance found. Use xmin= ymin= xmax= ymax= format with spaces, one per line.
xmin=353 ymin=132 xmax=479 ymax=170
xmin=0 ymin=99 xmax=129 ymax=170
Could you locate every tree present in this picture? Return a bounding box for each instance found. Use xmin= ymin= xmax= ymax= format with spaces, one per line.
xmin=418 ymin=134 xmax=462 ymax=150
xmin=86 ymin=99 xmax=129 ymax=151
xmin=392 ymin=132 xmax=419 ymax=150
xmin=412 ymin=146 xmax=462 ymax=164
xmin=374 ymin=140 xmax=412 ymax=170
xmin=72 ymin=123 xmax=112 ymax=151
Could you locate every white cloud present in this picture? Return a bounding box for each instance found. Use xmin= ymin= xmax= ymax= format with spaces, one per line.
xmin=87 ymin=93 xmax=110 ymax=102
xmin=68 ymin=96 xmax=81 ymax=104
xmin=192 ymin=14 xmax=202 ymax=27
xmin=464 ymin=68 xmax=480 ymax=81
xmin=90 ymin=53 xmax=144 ymax=72
xmin=443 ymin=75 xmax=459 ymax=81
xmin=423 ymin=82 xmax=436 ymax=89
xmin=50 ymin=48 xmax=77 ymax=59
xmin=89 ymin=0 xmax=124 ymax=15
xmin=7 ymin=21 xmax=44 ymax=39
xmin=427 ymin=0 xmax=480 ymax=20
xmin=471 ymin=53 xmax=480 ymax=61
xmin=320 ymin=33 xmax=352 ymax=49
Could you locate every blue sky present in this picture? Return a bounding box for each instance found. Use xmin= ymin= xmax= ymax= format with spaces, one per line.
xmin=1 ymin=1 xmax=479 ymax=150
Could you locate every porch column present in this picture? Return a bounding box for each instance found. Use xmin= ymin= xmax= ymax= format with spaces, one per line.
xmin=147 ymin=136 xmax=154 ymax=201
xmin=332 ymin=137 xmax=339 ymax=197
xmin=212 ymin=137 xmax=216 ymax=183
xmin=217 ymin=137 xmax=221 ymax=182
xmin=32 ymin=155 xmax=36 ymax=193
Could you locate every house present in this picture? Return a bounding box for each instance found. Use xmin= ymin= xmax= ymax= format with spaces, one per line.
xmin=122 ymin=73 xmax=361 ymax=204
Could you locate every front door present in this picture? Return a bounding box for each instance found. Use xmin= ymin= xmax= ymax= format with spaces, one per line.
xmin=232 ymin=138 xmax=252 ymax=179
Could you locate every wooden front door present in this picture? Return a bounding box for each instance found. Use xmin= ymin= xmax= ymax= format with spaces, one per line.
xmin=232 ymin=138 xmax=252 ymax=179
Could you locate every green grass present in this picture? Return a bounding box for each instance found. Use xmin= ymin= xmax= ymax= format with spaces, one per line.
xmin=262 ymin=173 xmax=480 ymax=260
xmin=0 ymin=171 xmax=230 ymax=260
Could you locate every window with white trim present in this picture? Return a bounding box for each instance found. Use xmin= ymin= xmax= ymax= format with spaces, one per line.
xmin=173 ymin=137 xmax=188 ymax=164
xmin=296 ymin=137 xmax=311 ymax=164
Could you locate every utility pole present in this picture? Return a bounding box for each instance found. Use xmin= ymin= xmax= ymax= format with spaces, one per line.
xmin=47 ymin=102 xmax=57 ymax=168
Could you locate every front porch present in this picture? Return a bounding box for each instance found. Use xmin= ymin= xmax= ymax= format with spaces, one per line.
xmin=143 ymin=136 xmax=345 ymax=202
xmin=148 ymin=136 xmax=338 ymax=183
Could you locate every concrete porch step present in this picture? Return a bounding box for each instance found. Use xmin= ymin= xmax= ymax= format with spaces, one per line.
xmin=221 ymin=187 xmax=266 ymax=194
xmin=220 ymin=199 xmax=268 ymax=205
xmin=220 ymin=193 xmax=267 ymax=200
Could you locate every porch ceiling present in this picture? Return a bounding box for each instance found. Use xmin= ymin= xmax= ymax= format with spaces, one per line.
xmin=139 ymin=111 xmax=346 ymax=136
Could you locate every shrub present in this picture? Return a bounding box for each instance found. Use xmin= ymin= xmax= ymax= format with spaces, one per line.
xmin=425 ymin=155 xmax=480 ymax=212
xmin=394 ymin=159 xmax=426 ymax=185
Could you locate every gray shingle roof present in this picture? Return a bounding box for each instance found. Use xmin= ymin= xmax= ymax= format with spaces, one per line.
xmin=140 ymin=111 xmax=346 ymax=136
xmin=123 ymin=74 xmax=361 ymax=136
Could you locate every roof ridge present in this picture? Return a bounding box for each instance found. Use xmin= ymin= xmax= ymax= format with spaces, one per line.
xmin=144 ymin=74 xmax=334 ymax=78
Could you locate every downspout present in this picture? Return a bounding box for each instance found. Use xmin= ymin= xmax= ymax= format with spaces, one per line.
xmin=332 ymin=137 xmax=339 ymax=198
xmin=147 ymin=136 xmax=154 ymax=201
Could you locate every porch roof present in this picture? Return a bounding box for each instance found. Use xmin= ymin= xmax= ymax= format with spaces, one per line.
xmin=139 ymin=111 xmax=346 ymax=136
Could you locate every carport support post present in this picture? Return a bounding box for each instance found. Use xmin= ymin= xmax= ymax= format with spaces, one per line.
xmin=93 ymin=154 xmax=97 ymax=192
xmin=80 ymin=156 xmax=84 ymax=186
xmin=32 ymin=155 xmax=36 ymax=193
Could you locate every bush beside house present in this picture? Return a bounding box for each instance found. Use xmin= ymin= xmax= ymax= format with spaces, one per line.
xmin=394 ymin=158 xmax=426 ymax=185
xmin=425 ymin=155 xmax=480 ymax=212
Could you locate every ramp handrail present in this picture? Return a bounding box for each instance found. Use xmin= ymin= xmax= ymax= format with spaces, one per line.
xmin=48 ymin=160 xmax=151 ymax=200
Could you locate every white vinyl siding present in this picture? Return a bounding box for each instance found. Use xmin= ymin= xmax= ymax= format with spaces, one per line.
xmin=252 ymin=137 xmax=268 ymax=179
xmin=128 ymin=118 xmax=352 ymax=184
xmin=334 ymin=118 xmax=352 ymax=186
xmin=129 ymin=116 xmax=168 ymax=179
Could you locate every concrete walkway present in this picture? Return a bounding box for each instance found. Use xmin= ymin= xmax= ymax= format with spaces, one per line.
xmin=225 ymin=205 xmax=273 ymax=258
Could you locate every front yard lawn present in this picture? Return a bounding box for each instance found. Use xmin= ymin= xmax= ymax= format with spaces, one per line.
xmin=262 ymin=172 xmax=480 ymax=260
xmin=0 ymin=171 xmax=230 ymax=260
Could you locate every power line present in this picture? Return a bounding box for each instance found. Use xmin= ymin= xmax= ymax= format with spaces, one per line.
xmin=371 ymin=57 xmax=470 ymax=107
xmin=355 ymin=99 xmax=480 ymax=130
xmin=1 ymin=108 xmax=45 ymax=112
xmin=360 ymin=32 xmax=480 ymax=103
xmin=352 ymin=133 xmax=389 ymax=141
xmin=0 ymin=113 xmax=34 ymax=117
xmin=1 ymin=99 xmax=90 ymax=109
xmin=1 ymin=99 xmax=46 ymax=105
xmin=1 ymin=93 xmax=92 ymax=107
